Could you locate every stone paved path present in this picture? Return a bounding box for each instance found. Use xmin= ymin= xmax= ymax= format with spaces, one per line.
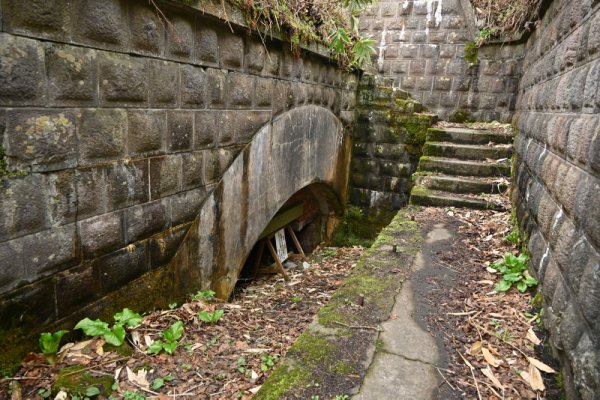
xmin=354 ymin=224 xmax=455 ymax=400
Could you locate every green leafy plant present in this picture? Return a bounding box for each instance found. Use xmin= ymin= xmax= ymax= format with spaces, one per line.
xmin=169 ymin=302 xmax=178 ymax=309
xmin=38 ymin=329 xmax=68 ymax=365
xmin=505 ymin=230 xmax=520 ymax=246
xmin=38 ymin=388 xmax=52 ymax=399
xmin=75 ymin=318 xmax=126 ymax=347
xmin=237 ymin=356 xmax=247 ymax=373
xmin=292 ymin=296 xmax=303 ymax=303
xmin=191 ymin=290 xmax=216 ymax=302
xmin=260 ymin=353 xmax=278 ymax=372
xmin=350 ymin=36 xmax=376 ymax=67
xmin=151 ymin=374 xmax=174 ymax=390
xmin=198 ymin=309 xmax=224 ymax=324
xmin=75 ymin=308 xmax=142 ymax=346
xmin=123 ymin=391 xmax=147 ymax=400
xmin=491 ymin=253 xmax=538 ymax=292
xmin=148 ymin=320 xmax=184 ymax=355
xmin=335 ymin=396 xmax=350 ymax=400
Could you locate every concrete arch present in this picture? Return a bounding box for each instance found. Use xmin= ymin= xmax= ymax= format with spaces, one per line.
xmin=168 ymin=105 xmax=351 ymax=299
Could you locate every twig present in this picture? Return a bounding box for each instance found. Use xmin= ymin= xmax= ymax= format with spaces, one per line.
xmin=436 ymin=367 xmax=456 ymax=391
xmin=446 ymin=311 xmax=477 ymax=316
xmin=61 ymin=356 xmax=130 ymax=377
xmin=130 ymin=380 xmax=161 ymax=396
xmin=332 ymin=321 xmax=383 ymax=332
xmin=1 ymin=376 xmax=51 ymax=382
xmin=458 ymin=351 xmax=482 ymax=400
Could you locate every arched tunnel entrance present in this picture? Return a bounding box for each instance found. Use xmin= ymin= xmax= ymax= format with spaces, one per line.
xmin=238 ymin=183 xmax=343 ymax=283
xmin=164 ymin=105 xmax=352 ymax=303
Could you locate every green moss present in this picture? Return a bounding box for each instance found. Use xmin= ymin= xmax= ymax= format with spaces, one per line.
xmin=103 ymin=342 xmax=134 ymax=357
xmin=330 ymin=360 xmax=355 ymax=374
xmin=531 ymin=291 xmax=543 ymax=308
xmin=0 ymin=329 xmax=36 ymax=377
xmin=410 ymin=186 xmax=431 ymax=197
xmin=290 ymin=332 xmax=334 ymax=365
xmin=254 ymin=364 xmax=311 ymax=400
xmin=464 ymin=41 xmax=479 ymax=64
xmin=0 ymin=146 xmax=29 ymax=179
xmin=52 ymin=365 xmax=114 ymax=397
xmin=449 ymin=110 xmax=474 ymax=123
xmin=331 ymin=205 xmax=396 ymax=248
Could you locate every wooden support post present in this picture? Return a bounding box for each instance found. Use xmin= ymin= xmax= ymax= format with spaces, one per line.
xmin=250 ymin=240 xmax=266 ymax=277
xmin=286 ymin=225 xmax=306 ymax=260
xmin=266 ymin=237 xmax=289 ymax=281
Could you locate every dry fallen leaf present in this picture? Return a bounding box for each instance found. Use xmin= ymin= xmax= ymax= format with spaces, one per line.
xmin=526 ymin=328 xmax=541 ymax=345
xmin=481 ymin=366 xmax=504 ymax=391
xmin=471 ymin=341 xmax=483 ymax=355
xmin=249 ymin=386 xmax=261 ymax=394
xmin=482 ymin=347 xmax=502 ymax=367
xmin=54 ymin=391 xmax=68 ymax=400
xmin=126 ymin=366 xmax=149 ymax=389
xmin=528 ymin=363 xmax=545 ymax=391
xmin=527 ymin=356 xmax=556 ymax=373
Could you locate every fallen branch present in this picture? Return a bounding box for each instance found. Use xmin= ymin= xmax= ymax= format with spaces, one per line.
xmin=61 ymin=356 xmax=130 ymax=377
xmin=436 ymin=367 xmax=456 ymax=391
xmin=458 ymin=351 xmax=482 ymax=400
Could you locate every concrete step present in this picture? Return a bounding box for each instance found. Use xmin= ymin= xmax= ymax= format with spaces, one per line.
xmin=417 ymin=157 xmax=511 ymax=177
xmin=422 ymin=141 xmax=512 ymax=160
xmin=409 ymin=187 xmax=504 ymax=210
xmin=427 ymin=127 xmax=513 ymax=145
xmin=413 ymin=174 xmax=509 ymax=194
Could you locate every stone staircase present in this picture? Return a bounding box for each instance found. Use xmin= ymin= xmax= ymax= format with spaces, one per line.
xmin=409 ymin=126 xmax=514 ymax=210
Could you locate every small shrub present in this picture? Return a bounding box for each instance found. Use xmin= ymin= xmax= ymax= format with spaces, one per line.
xmin=491 ymin=253 xmax=538 ymax=292
xmin=198 ymin=309 xmax=224 ymax=324
xmin=148 ymin=321 xmax=184 ymax=355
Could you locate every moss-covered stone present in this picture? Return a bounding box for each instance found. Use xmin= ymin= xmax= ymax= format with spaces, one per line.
xmin=331 ymin=205 xmax=396 ymax=248
xmin=254 ymin=364 xmax=311 ymax=400
xmin=450 ymin=110 xmax=475 ymax=123
xmin=52 ymin=365 xmax=114 ymax=397
xmin=464 ymin=42 xmax=479 ymax=64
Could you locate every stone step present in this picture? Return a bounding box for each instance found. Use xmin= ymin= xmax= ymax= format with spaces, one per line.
xmin=417 ymin=157 xmax=511 ymax=177
xmin=427 ymin=127 xmax=513 ymax=145
xmin=409 ymin=186 xmax=504 ymax=210
xmin=422 ymin=141 xmax=512 ymax=160
xmin=413 ymin=174 xmax=509 ymax=194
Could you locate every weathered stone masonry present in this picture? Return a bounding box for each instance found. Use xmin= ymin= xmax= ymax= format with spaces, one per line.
xmin=0 ymin=0 xmax=357 ymax=369
xmin=512 ymin=1 xmax=600 ymax=398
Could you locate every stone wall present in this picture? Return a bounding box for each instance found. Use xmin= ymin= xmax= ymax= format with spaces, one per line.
xmin=512 ymin=0 xmax=600 ymax=398
xmin=360 ymin=0 xmax=523 ymax=122
xmin=0 ymin=0 xmax=356 ymax=371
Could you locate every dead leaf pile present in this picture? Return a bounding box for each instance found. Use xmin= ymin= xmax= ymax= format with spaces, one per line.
xmin=0 ymin=247 xmax=362 ymax=400
xmin=415 ymin=206 xmax=560 ymax=399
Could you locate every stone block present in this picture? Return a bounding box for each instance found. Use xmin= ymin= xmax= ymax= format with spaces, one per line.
xmin=196 ymin=25 xmax=219 ymax=65
xmin=78 ymin=109 xmax=126 ymax=164
xmin=574 ymin=174 xmax=600 ymax=247
xmin=166 ymin=13 xmax=194 ymax=60
xmin=0 ymin=174 xmax=50 ymax=241
xmin=125 ymin=200 xmax=168 ymax=243
xmin=149 ymin=155 xmax=182 ymax=199
xmin=428 ymin=32 xmax=447 ymax=43
xmin=182 ymin=150 xmax=206 ymax=189
xmin=169 ymin=188 xmax=207 ymax=226
xmin=99 ymin=53 xmax=147 ymax=106
xmin=45 ymin=170 xmax=77 ymax=226
xmin=55 ymin=265 xmax=100 ymax=318
xmin=76 ymin=167 xmax=108 ymax=218
xmin=557 ymin=303 xmax=586 ymax=353
xmin=415 ymin=76 xmax=433 ymax=90
xmin=255 ymin=78 xmax=273 ymax=108
xmin=0 ymin=34 xmax=46 ymax=106
xmin=73 ymin=0 xmax=128 ymax=49
xmin=582 ymin=61 xmax=600 ymax=113
xmin=412 ymin=31 xmax=427 ymax=43
xmin=589 ymin=122 xmax=600 ymax=173
xmin=167 ymin=111 xmax=193 ymax=152
xmin=128 ymin=0 xmax=164 ymax=56
xmin=434 ymin=76 xmax=452 ymax=91
xmin=409 ymin=60 xmax=426 ymax=75
xmin=572 ymin=333 xmax=600 ymax=400
xmin=0 ymin=239 xmax=25 ymax=292
xmin=46 ymin=44 xmax=98 ymax=106
xmin=106 ymin=160 xmax=149 ymax=211
xmin=234 ymin=111 xmax=271 ymax=144
xmin=578 ymin=250 xmax=600 ymax=330
xmin=94 ymin=242 xmax=149 ymax=294
xmin=401 ymin=44 xmax=419 ymax=58
xmin=79 ymin=211 xmax=125 ymax=258
xmin=2 ymin=0 xmax=70 ymax=41
xmin=587 ymin=11 xmax=600 ymax=57
xmin=567 ymin=115 xmax=597 ymax=166
xmin=263 ymin=49 xmax=281 ymax=76
xmin=127 ymin=110 xmax=165 ymax=156
xmin=219 ymin=30 xmax=244 ymax=69
xmin=149 ymin=224 xmax=189 ymax=268
xmin=228 ymin=72 xmax=254 ymax=108
xmin=149 ymin=60 xmax=178 ymax=107
xmin=194 ymin=111 xmax=217 ymax=149
xmin=22 ymin=224 xmax=78 ymax=280
xmin=5 ymin=109 xmax=77 ymax=171
xmin=245 ymin=39 xmax=266 ymax=72
xmin=215 ymin=147 xmax=238 ymax=176
xmin=439 ymin=44 xmax=456 ymax=58
xmin=203 ymin=68 xmax=226 ymax=109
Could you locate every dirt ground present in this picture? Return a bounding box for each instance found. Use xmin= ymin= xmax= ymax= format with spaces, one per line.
xmin=1 ymin=203 xmax=561 ymax=400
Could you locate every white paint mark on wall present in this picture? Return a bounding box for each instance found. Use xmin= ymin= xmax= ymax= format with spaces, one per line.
xmin=425 ymin=0 xmax=443 ymax=36
xmin=551 ymin=208 xmax=563 ymax=233
xmin=377 ymin=27 xmax=387 ymax=72
xmin=539 ymin=246 xmax=550 ymax=273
